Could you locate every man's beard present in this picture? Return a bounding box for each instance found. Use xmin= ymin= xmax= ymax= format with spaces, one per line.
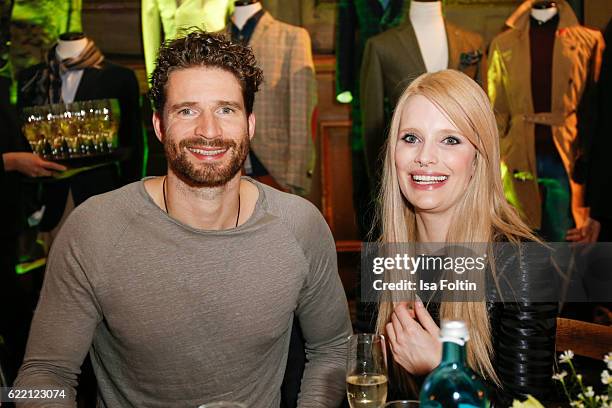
xmin=164 ymin=134 xmax=249 ymax=188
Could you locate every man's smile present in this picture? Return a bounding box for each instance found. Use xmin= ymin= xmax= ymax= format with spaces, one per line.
xmin=186 ymin=146 xmax=229 ymax=160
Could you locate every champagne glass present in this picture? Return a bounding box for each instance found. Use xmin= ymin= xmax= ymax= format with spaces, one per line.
xmin=101 ymin=99 xmax=120 ymax=151
xmin=78 ymin=101 xmax=96 ymax=155
xmin=39 ymin=107 xmax=53 ymax=157
xmin=22 ymin=106 xmax=46 ymax=154
xmin=347 ymin=334 xmax=388 ymax=408
xmin=22 ymin=107 xmax=37 ymax=152
xmin=89 ymin=100 xmax=108 ymax=153
xmin=63 ymin=102 xmax=81 ymax=156
xmin=49 ymin=103 xmax=68 ymax=158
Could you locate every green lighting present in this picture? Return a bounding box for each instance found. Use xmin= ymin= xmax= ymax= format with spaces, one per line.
xmin=336 ymin=91 xmax=353 ymax=104
xmin=16 ymin=258 xmax=47 ymax=275
xmin=141 ymin=96 xmax=149 ymax=177
xmin=501 ymin=161 xmax=522 ymax=211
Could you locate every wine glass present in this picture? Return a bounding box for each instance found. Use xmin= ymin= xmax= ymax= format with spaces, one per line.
xmin=346 ymin=334 xmax=388 ymax=408
xmin=22 ymin=106 xmax=47 ymax=154
xmin=80 ymin=100 xmax=99 ymax=153
xmin=22 ymin=107 xmax=38 ymax=152
xmin=62 ymin=101 xmax=82 ymax=156
xmin=49 ymin=103 xmax=68 ymax=158
xmin=100 ymin=99 xmax=120 ymax=151
xmin=39 ymin=106 xmax=53 ymax=157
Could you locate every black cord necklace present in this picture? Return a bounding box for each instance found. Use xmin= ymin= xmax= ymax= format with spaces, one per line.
xmin=162 ymin=176 xmax=241 ymax=228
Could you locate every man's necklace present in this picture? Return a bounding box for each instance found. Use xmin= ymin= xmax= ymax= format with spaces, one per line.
xmin=162 ymin=176 xmax=241 ymax=228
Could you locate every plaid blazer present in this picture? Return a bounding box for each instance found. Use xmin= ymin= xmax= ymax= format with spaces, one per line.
xmin=249 ymin=12 xmax=317 ymax=195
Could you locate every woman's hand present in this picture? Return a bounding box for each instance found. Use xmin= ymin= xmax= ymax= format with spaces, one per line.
xmin=385 ymin=299 xmax=442 ymax=376
xmin=566 ymin=217 xmax=600 ymax=243
xmin=2 ymin=152 xmax=67 ymax=177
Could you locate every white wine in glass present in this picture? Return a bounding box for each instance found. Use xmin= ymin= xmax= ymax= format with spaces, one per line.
xmin=346 ymin=334 xmax=388 ymax=408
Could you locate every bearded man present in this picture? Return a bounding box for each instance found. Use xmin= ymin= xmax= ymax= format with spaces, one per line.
xmin=14 ymin=31 xmax=352 ymax=408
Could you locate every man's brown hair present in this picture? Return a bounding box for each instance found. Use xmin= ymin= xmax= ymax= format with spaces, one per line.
xmin=149 ymin=30 xmax=264 ymax=115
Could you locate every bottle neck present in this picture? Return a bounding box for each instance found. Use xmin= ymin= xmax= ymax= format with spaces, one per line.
xmin=441 ymin=340 xmax=466 ymax=365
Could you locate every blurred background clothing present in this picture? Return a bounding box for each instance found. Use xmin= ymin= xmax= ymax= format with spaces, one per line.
xmin=588 ymin=17 xmax=612 ymax=241
xmin=10 ymin=0 xmax=82 ymax=75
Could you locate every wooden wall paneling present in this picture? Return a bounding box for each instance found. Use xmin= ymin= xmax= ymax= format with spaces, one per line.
xmin=82 ymin=1 xmax=143 ymax=57
xmin=307 ymin=54 xmax=350 ymax=212
xmin=320 ymin=120 xmax=361 ymax=252
xmin=312 ymin=54 xmax=360 ymax=251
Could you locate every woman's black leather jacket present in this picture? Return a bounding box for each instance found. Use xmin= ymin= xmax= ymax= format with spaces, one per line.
xmin=487 ymin=242 xmax=559 ymax=406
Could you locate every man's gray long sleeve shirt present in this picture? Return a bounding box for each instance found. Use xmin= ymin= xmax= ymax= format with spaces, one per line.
xmin=15 ymin=178 xmax=352 ymax=408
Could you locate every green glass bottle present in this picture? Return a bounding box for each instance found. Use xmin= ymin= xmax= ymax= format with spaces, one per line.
xmin=419 ymin=320 xmax=490 ymax=408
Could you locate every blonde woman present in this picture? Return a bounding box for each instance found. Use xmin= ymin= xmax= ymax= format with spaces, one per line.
xmin=375 ymin=70 xmax=557 ymax=404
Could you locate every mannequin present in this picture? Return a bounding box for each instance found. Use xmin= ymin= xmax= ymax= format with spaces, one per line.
xmin=56 ymin=32 xmax=88 ymax=104
xmin=232 ymin=0 xmax=262 ymax=30
xmin=56 ymin=32 xmax=87 ymax=59
xmin=488 ymin=0 xmax=604 ymax=240
xmin=229 ymin=3 xmax=317 ymax=196
xmin=531 ymin=0 xmax=558 ymax=24
xmin=409 ymin=0 xmax=448 ymax=73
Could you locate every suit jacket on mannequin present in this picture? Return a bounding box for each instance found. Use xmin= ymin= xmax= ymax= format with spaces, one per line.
xmin=247 ymin=11 xmax=317 ymax=195
xmin=360 ymin=20 xmax=484 ymax=186
xmin=336 ymin=0 xmax=406 ymax=151
xmin=488 ymin=0 xmax=603 ymax=229
xmin=18 ymin=59 xmax=145 ymax=230
xmin=141 ymin=0 xmax=231 ymax=76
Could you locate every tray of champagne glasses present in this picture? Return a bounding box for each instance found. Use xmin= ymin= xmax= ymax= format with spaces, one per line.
xmin=22 ymin=100 xmax=130 ymax=180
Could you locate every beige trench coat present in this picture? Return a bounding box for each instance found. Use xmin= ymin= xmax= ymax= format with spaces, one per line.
xmin=488 ymin=0 xmax=604 ymax=229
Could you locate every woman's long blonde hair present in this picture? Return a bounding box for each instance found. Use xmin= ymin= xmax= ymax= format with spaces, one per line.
xmin=375 ymin=70 xmax=537 ymax=392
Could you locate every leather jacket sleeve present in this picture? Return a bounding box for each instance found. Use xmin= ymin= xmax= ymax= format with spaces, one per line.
xmin=488 ymin=243 xmax=559 ymax=406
